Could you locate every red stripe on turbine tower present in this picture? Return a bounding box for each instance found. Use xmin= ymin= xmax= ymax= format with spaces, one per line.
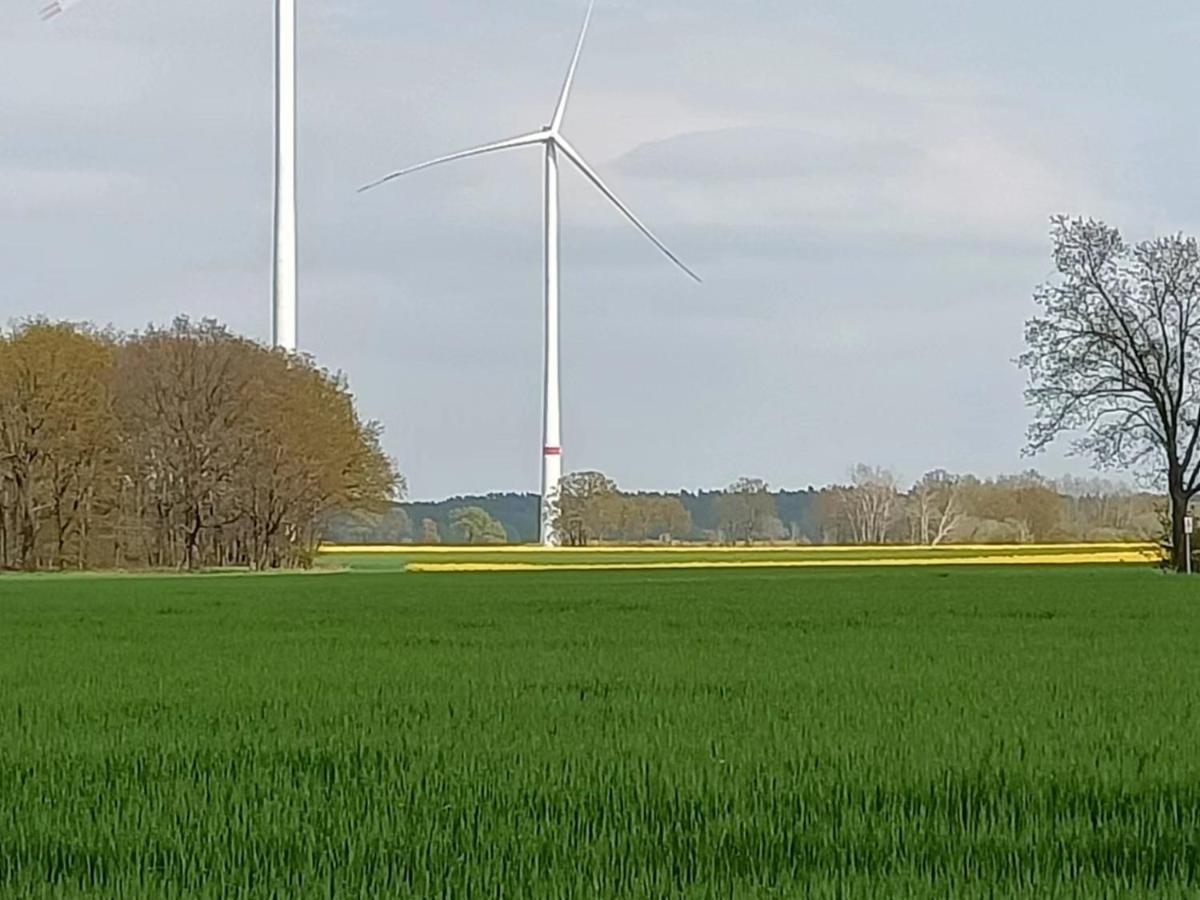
xmin=544 ymin=447 xmax=562 ymax=456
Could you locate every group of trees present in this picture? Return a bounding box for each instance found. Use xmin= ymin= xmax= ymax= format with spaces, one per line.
xmin=0 ymin=318 xmax=398 ymax=571
xmin=813 ymin=469 xmax=1158 ymax=546
xmin=331 ymin=476 xmax=696 ymax=547
xmin=715 ymin=478 xmax=779 ymax=543
xmin=551 ymin=472 xmax=692 ymax=546
xmin=324 ymin=470 xmax=1160 ymax=548
xmin=708 ymin=469 xmax=1158 ymax=546
xmin=329 ymin=501 xmax=514 ymax=545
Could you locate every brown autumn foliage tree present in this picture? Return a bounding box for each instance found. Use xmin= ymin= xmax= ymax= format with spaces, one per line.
xmin=228 ymin=349 xmax=396 ymax=568
xmin=113 ymin=320 xmax=261 ymax=569
xmin=0 ymin=318 xmax=398 ymax=571
xmin=0 ymin=322 xmax=118 ymax=570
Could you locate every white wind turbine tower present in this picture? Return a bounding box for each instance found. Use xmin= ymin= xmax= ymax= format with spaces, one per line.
xmin=360 ymin=1 xmax=700 ymax=546
xmin=41 ymin=0 xmax=299 ymax=352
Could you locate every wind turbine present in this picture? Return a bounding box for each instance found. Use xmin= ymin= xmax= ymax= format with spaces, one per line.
xmin=40 ymin=0 xmax=300 ymax=353
xmin=360 ymin=1 xmax=700 ymax=546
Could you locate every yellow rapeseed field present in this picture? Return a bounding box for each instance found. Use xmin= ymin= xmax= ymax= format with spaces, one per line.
xmin=320 ymin=542 xmax=1162 ymax=573
xmin=320 ymin=542 xmax=1157 ymax=555
xmin=402 ymin=551 xmax=1157 ymax=574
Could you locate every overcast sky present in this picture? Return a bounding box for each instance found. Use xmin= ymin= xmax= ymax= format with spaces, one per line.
xmin=3 ymin=1 xmax=1199 ymax=499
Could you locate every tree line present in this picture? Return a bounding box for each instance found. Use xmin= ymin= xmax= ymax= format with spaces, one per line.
xmin=811 ymin=467 xmax=1159 ymax=546
xmin=326 ymin=469 xmax=1160 ymax=547
xmin=0 ymin=319 xmax=398 ymax=571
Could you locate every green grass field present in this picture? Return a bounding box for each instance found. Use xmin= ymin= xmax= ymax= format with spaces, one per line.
xmin=2 ymin=565 xmax=1198 ymax=897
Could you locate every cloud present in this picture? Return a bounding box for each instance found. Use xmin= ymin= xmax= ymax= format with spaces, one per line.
xmin=612 ymin=105 xmax=1093 ymax=247
xmin=1 ymin=0 xmax=1179 ymax=496
xmin=618 ymin=126 xmax=926 ymax=182
xmin=0 ymin=166 xmax=143 ymax=214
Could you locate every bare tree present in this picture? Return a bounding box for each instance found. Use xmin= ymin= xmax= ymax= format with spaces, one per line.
xmin=840 ymin=465 xmax=901 ymax=544
xmin=1056 ymin=476 xmax=1148 ymax=539
xmin=907 ymin=470 xmax=963 ymax=546
xmin=1020 ymin=217 xmax=1200 ymax=570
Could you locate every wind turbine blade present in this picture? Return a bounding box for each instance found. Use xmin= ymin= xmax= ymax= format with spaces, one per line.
xmin=555 ymin=137 xmax=701 ymax=283
xmin=39 ymin=0 xmax=80 ymax=19
xmin=550 ymin=0 xmax=596 ymax=131
xmin=358 ymin=131 xmax=546 ymax=193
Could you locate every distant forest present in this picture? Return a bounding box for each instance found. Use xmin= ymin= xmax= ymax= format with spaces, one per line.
xmin=324 ymin=469 xmax=1162 ymax=547
xmin=326 ymin=490 xmax=819 ymax=546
